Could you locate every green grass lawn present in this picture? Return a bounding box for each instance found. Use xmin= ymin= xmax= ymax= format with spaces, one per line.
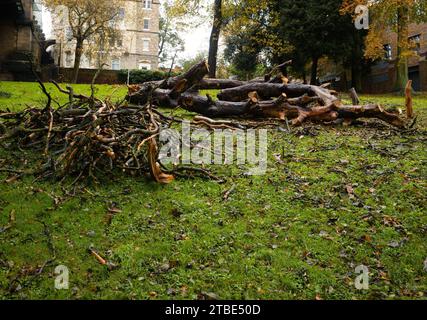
xmin=0 ymin=81 xmax=426 ymax=300
xmin=0 ymin=81 xmax=128 ymax=112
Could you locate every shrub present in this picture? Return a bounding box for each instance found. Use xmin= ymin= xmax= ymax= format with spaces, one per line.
xmin=118 ymin=69 xmax=180 ymax=84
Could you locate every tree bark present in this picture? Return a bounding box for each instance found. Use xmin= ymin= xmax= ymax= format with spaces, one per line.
xmin=217 ymin=83 xmax=338 ymax=105
xmin=72 ymin=38 xmax=84 ymax=84
xmin=208 ymin=0 xmax=223 ymax=78
xmin=310 ymin=56 xmax=319 ymax=85
xmin=195 ymin=78 xmax=246 ymax=90
xmin=349 ymin=87 xmax=360 ymax=105
xmin=351 ymin=30 xmax=363 ymax=92
xmin=395 ymin=6 xmax=409 ymax=92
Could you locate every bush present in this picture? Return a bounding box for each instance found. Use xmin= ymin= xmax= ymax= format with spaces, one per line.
xmin=118 ymin=69 xmax=180 ymax=84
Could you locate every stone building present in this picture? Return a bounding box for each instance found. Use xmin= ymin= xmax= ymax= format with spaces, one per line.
xmin=365 ymin=23 xmax=427 ymax=92
xmin=52 ymin=0 xmax=160 ymax=71
xmin=0 ymin=0 xmax=49 ymax=81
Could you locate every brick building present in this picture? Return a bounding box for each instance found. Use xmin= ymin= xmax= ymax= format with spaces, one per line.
xmin=0 ymin=0 xmax=50 ymax=81
xmin=52 ymin=0 xmax=160 ymax=71
xmin=364 ymin=23 xmax=427 ymax=93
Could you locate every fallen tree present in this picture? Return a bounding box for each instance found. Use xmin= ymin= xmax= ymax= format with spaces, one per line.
xmin=0 ymin=60 xmax=414 ymax=185
xmin=128 ymin=60 xmax=408 ymax=129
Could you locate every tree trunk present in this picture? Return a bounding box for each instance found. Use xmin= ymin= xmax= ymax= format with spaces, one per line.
xmin=351 ymin=31 xmax=363 ymax=92
xmin=351 ymin=64 xmax=363 ymax=92
xmin=302 ymin=69 xmax=307 ymax=84
xmin=72 ymin=39 xmax=84 ymax=84
xmin=310 ymin=56 xmax=319 ymax=85
xmin=395 ymin=6 xmax=409 ymax=92
xmin=208 ymin=0 xmax=223 ymax=78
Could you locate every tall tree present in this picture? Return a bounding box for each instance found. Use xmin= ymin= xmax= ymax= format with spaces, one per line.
xmin=170 ymin=0 xmax=237 ymax=78
xmin=159 ymin=1 xmax=185 ymax=68
xmin=224 ymin=31 xmax=262 ymax=80
xmin=43 ymin=0 xmax=122 ymax=83
xmin=278 ymin=0 xmax=354 ymax=85
xmin=208 ymin=0 xmax=223 ymax=77
xmin=341 ymin=0 xmax=427 ymax=92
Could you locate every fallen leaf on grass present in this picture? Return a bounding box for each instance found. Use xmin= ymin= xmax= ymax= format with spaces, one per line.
xmin=198 ymin=291 xmax=220 ymax=300
xmin=5 ymin=175 xmax=19 ymax=184
xmin=361 ymin=234 xmax=372 ymax=243
xmin=388 ymin=240 xmax=401 ymax=248
xmin=345 ymin=184 xmax=355 ymax=199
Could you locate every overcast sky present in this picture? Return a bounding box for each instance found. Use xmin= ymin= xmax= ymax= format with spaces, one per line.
xmin=41 ymin=3 xmax=213 ymax=65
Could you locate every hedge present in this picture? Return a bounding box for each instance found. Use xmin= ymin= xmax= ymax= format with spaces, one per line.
xmin=118 ymin=69 xmax=180 ymax=84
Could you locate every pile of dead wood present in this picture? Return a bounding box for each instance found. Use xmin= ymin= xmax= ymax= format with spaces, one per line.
xmin=0 ymin=81 xmax=179 ymax=183
xmin=128 ymin=60 xmax=411 ymax=128
xmin=0 ymin=60 xmax=414 ymax=185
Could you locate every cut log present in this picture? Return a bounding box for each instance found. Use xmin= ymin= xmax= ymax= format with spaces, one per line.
xmin=163 ymin=60 xmax=209 ymax=91
xmin=349 ymin=87 xmax=360 ymax=105
xmin=179 ymin=93 xmax=253 ymax=117
xmin=127 ymin=60 xmax=209 ymax=104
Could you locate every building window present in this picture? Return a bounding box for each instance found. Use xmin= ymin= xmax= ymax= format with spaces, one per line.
xmin=384 ymin=44 xmax=392 ymax=60
xmin=143 ymin=0 xmax=152 ymax=9
xmin=109 ymin=36 xmax=123 ymax=47
xmin=66 ymin=27 xmax=73 ymax=41
xmin=139 ymin=62 xmax=151 ymax=70
xmin=65 ymin=51 xmax=73 ymax=67
xmin=409 ymin=34 xmax=421 ymax=54
xmin=143 ymin=19 xmax=150 ymax=30
xmin=142 ymin=39 xmax=150 ymax=52
xmin=118 ymin=8 xmax=125 ymax=20
xmin=112 ymin=58 xmax=121 ymax=70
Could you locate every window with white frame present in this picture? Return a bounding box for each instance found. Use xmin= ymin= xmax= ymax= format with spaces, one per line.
xmin=139 ymin=62 xmax=151 ymax=70
xmin=409 ymin=34 xmax=421 ymax=54
xmin=384 ymin=44 xmax=392 ymax=60
xmin=112 ymin=58 xmax=121 ymax=70
xmin=143 ymin=18 xmax=150 ymax=30
xmin=142 ymin=39 xmax=150 ymax=52
xmin=143 ymin=0 xmax=152 ymax=9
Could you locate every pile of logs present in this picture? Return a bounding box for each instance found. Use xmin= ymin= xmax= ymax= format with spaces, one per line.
xmin=128 ymin=60 xmax=407 ymax=128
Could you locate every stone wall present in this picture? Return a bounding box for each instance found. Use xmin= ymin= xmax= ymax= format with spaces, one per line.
xmin=57 ymin=68 xmax=120 ymax=84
